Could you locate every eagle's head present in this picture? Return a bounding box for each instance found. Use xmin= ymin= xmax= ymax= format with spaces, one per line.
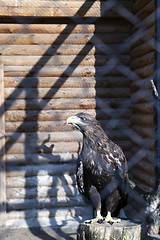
xmin=66 ymin=112 xmax=103 ymax=137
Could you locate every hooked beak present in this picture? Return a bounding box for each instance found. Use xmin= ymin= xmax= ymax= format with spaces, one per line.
xmin=66 ymin=116 xmax=82 ymax=131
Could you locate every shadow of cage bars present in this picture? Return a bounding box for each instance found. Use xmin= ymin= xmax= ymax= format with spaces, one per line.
xmin=0 ymin=0 xmax=160 ymax=238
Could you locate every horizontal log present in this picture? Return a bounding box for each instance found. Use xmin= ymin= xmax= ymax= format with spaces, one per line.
xmin=5 ymin=141 xmax=82 ymax=154
xmin=0 ymin=1 xmax=132 ymax=17
xmin=131 ymin=77 xmax=152 ymax=92
xmin=131 ymin=126 xmax=154 ymax=138
xmin=1 ymin=55 xmax=130 ymax=67
xmin=7 ymin=195 xmax=86 ymax=211
xmin=5 ymin=130 xmax=130 ymax=146
xmin=7 ymin=174 xmax=76 ymax=188
xmin=4 ymin=76 xmax=130 ymax=88
xmin=7 ymin=185 xmax=78 ymax=199
xmin=131 ymin=39 xmax=155 ymax=58
xmin=4 ymin=65 xmax=125 ymax=77
xmin=0 ymin=44 xmax=130 ymax=56
xmin=5 ymin=98 xmax=96 ymax=110
xmin=5 ymin=119 xmax=130 ymax=132
xmin=131 ymin=102 xmax=154 ymax=114
xmin=133 ymin=0 xmax=152 ymax=13
xmin=5 ymin=127 xmax=131 ymax=142
xmin=131 ymin=89 xmax=153 ymax=103
xmin=130 ymin=168 xmax=156 ymax=189
xmin=135 ymin=159 xmax=156 ymax=175
xmin=0 ymin=0 xmax=131 ymax=9
xmin=4 ymin=87 xmax=130 ymax=99
xmin=0 ymin=33 xmax=128 ymax=45
xmin=131 ymin=114 xmax=154 ymax=126
xmin=6 ymin=152 xmax=79 ymax=165
xmin=134 ymin=64 xmax=154 ymax=79
xmin=136 ymin=0 xmax=156 ymax=21
xmin=0 ymin=22 xmax=131 ymax=34
xmin=5 ymin=108 xmax=130 ymax=122
xmin=131 ymin=137 xmax=155 ymax=151
xmin=131 ymin=26 xmax=155 ymax=49
xmin=131 ymin=51 xmax=155 ymax=70
xmin=5 ymin=97 xmax=130 ymax=111
xmin=6 ymin=206 xmax=92 ymax=220
xmin=6 ymin=163 xmax=76 ymax=177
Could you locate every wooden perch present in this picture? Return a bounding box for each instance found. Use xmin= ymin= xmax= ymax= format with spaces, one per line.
xmin=77 ymin=219 xmax=143 ymax=240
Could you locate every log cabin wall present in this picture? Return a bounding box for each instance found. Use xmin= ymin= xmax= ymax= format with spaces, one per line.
xmin=128 ymin=0 xmax=157 ymax=220
xmin=0 ymin=0 xmax=157 ymax=230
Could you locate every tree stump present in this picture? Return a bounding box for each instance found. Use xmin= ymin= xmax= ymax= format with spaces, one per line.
xmin=77 ymin=219 xmax=143 ymax=240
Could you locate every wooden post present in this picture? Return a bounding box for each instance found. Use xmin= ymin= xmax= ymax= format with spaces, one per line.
xmin=77 ymin=219 xmax=143 ymax=240
xmin=0 ymin=61 xmax=6 ymax=226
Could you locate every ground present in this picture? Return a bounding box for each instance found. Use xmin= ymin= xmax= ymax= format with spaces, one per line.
xmin=0 ymin=226 xmax=77 ymax=240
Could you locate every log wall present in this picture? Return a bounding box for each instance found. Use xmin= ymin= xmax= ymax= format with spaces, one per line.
xmin=0 ymin=0 xmax=132 ymax=229
xmin=127 ymin=0 xmax=157 ymax=220
xmin=0 ymin=0 xmax=157 ymax=230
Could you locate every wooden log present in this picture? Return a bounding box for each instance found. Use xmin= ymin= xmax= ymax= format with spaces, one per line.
xmin=6 ymin=206 xmax=92 ymax=220
xmin=5 ymin=98 xmax=96 ymax=110
xmin=135 ymin=159 xmax=156 ymax=175
xmin=7 ymin=195 xmax=86 ymax=211
xmin=4 ymin=76 xmax=130 ymax=88
xmin=5 ymin=127 xmax=130 ymax=144
xmin=131 ymin=113 xmax=154 ymax=126
xmin=131 ymin=166 xmax=156 ymax=189
xmin=5 ymin=141 xmax=82 ymax=154
xmin=136 ymin=0 xmax=156 ymax=21
xmin=131 ymin=39 xmax=155 ymax=58
xmin=5 ymin=130 xmax=82 ymax=143
xmin=4 ymin=87 xmax=130 ymax=99
xmin=0 ymin=44 xmax=130 ymax=56
xmin=6 ymin=185 xmax=78 ymax=199
xmin=132 ymin=126 xmax=154 ymax=138
xmin=1 ymin=55 xmax=130 ymax=66
xmin=0 ymin=61 xmax=6 ymax=226
xmin=77 ymin=220 xmax=143 ymax=240
xmin=131 ymin=102 xmax=154 ymax=114
xmin=6 ymin=152 xmax=79 ymax=165
xmin=131 ymin=51 xmax=155 ymax=70
xmin=131 ymin=77 xmax=152 ymax=92
xmin=5 ymin=108 xmax=130 ymax=122
xmin=6 ymin=174 xmax=76 ymax=188
xmin=6 ymin=163 xmax=76 ymax=177
xmin=133 ymin=0 xmax=152 ymax=13
xmin=4 ymin=66 xmax=124 ymax=77
xmin=0 ymin=2 xmax=132 ymax=18
xmin=131 ymin=26 xmax=155 ymax=49
xmin=0 ymin=33 xmax=128 ymax=45
xmin=4 ymin=65 xmax=96 ymax=77
xmin=131 ymin=89 xmax=153 ymax=103
xmin=5 ymin=119 xmax=130 ymax=133
xmin=5 ymin=98 xmax=130 ymax=111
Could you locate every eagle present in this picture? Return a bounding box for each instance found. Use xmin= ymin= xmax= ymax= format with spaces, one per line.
xmin=66 ymin=112 xmax=128 ymax=223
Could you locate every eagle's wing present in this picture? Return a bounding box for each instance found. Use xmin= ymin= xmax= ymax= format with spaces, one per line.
xmin=76 ymin=156 xmax=85 ymax=195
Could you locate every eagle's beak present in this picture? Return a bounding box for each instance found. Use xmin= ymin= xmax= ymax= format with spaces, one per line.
xmin=66 ymin=116 xmax=79 ymax=125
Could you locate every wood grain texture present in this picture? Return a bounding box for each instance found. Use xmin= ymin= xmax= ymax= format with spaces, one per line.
xmin=0 ymin=62 xmax=6 ymax=226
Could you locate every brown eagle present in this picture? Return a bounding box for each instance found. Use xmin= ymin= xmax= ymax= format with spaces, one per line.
xmin=67 ymin=112 xmax=128 ymax=223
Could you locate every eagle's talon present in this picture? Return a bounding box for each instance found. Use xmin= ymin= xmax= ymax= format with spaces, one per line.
xmin=103 ymin=211 xmax=121 ymax=224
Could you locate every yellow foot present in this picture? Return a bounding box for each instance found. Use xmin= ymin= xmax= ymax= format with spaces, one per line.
xmin=103 ymin=211 xmax=121 ymax=224
xmin=85 ymin=210 xmax=103 ymax=224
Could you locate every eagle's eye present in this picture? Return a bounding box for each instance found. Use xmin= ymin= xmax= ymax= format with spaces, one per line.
xmin=80 ymin=116 xmax=86 ymax=121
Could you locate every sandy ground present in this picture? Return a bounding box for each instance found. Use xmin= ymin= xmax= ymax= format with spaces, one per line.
xmin=0 ymin=226 xmax=77 ymax=240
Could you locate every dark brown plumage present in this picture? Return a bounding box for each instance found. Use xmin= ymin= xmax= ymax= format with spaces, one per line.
xmin=67 ymin=112 xmax=128 ymax=223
